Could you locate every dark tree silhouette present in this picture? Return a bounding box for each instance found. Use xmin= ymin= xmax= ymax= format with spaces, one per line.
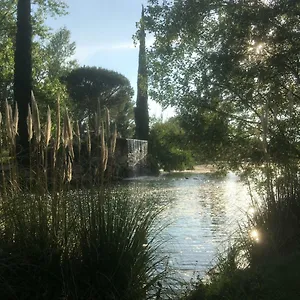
xmin=134 ymin=6 xmax=149 ymax=141
xmin=14 ymin=0 xmax=32 ymax=161
xmin=63 ymin=66 xmax=134 ymax=137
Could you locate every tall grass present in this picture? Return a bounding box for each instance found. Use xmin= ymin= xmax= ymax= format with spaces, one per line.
xmin=243 ymin=168 xmax=300 ymax=266
xmin=0 ymin=95 xmax=169 ymax=299
xmin=0 ymin=188 xmax=168 ymax=299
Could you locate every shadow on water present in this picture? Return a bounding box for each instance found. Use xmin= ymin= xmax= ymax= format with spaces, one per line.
xmin=118 ymin=171 xmax=251 ymax=281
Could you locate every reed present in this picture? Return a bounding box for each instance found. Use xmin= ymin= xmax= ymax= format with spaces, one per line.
xmin=0 ymin=93 xmax=168 ymax=299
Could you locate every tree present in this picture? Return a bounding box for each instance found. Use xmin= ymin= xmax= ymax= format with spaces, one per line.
xmin=33 ymin=27 xmax=78 ymax=116
xmin=0 ymin=1 xmax=17 ymax=103
xmin=64 ymin=66 xmax=134 ymax=137
xmin=14 ymin=0 xmax=32 ymax=157
xmin=0 ymin=0 xmax=74 ymax=122
xmin=45 ymin=27 xmax=77 ymax=79
xmin=135 ymin=5 xmax=149 ymax=141
xmin=146 ymin=0 xmax=300 ymax=169
xmin=149 ymin=117 xmax=195 ymax=171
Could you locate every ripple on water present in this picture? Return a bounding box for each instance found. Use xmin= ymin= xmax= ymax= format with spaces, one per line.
xmin=121 ymin=172 xmax=251 ymax=281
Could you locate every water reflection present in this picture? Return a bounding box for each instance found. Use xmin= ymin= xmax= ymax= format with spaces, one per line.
xmin=119 ymin=171 xmax=251 ymax=281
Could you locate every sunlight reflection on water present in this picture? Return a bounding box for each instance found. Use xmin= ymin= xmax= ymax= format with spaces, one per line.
xmin=120 ymin=171 xmax=252 ymax=281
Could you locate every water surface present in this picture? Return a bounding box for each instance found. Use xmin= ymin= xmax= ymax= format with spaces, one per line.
xmin=121 ymin=171 xmax=251 ymax=280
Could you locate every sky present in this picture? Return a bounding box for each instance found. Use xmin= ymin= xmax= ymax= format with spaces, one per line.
xmin=46 ymin=0 xmax=175 ymax=119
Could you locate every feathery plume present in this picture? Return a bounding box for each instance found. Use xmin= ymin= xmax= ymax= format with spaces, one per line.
xmin=13 ymin=103 xmax=19 ymax=136
xmin=27 ymin=104 xmax=33 ymax=141
xmin=5 ymin=100 xmax=13 ymax=143
xmin=95 ymin=100 xmax=101 ymax=136
xmin=87 ymin=125 xmax=91 ymax=156
xmin=31 ymin=91 xmax=41 ymax=143
xmin=110 ymin=123 xmax=117 ymax=154
xmin=53 ymin=96 xmax=61 ymax=167
xmin=75 ymin=120 xmax=81 ymax=154
xmin=105 ymin=107 xmax=110 ymax=139
xmin=45 ymin=106 xmax=52 ymax=147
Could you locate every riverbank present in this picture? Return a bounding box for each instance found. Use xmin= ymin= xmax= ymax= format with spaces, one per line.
xmin=161 ymin=164 xmax=218 ymax=174
xmin=181 ymin=173 xmax=300 ymax=300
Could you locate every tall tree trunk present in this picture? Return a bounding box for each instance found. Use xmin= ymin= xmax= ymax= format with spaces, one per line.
xmin=135 ymin=5 xmax=149 ymax=140
xmin=14 ymin=0 xmax=32 ymax=164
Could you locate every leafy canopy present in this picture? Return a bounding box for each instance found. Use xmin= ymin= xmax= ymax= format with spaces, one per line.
xmin=63 ymin=66 xmax=135 ymax=137
xmin=146 ymin=0 xmax=300 ymax=168
xmin=149 ymin=117 xmax=195 ymax=171
xmin=0 ymin=0 xmax=73 ymax=109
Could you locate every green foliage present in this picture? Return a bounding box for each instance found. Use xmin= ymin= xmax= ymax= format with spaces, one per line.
xmin=63 ymin=66 xmax=135 ymax=137
xmin=0 ymin=189 xmax=168 ymax=299
xmin=0 ymin=0 xmax=72 ymax=101
xmin=149 ymin=117 xmax=195 ymax=171
xmin=32 ymin=27 xmax=77 ymax=116
xmin=146 ymin=0 xmax=300 ymax=170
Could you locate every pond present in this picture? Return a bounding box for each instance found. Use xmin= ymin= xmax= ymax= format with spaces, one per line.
xmin=120 ymin=171 xmax=252 ymax=281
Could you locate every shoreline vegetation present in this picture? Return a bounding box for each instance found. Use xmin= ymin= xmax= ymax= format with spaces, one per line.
xmin=0 ymin=98 xmax=171 ymax=299
xmin=157 ymin=165 xmax=300 ymax=300
xmin=1 ymin=99 xmax=299 ymax=299
xmin=180 ymin=166 xmax=300 ymax=300
xmin=2 ymin=107 xmax=299 ymax=300
xmin=1 ymin=0 xmax=300 ymax=297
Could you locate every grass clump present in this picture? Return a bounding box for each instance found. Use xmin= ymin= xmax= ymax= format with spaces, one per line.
xmin=0 ymin=188 xmax=168 ymax=299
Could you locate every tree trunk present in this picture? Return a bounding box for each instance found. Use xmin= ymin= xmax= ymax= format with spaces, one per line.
xmin=14 ymin=0 xmax=32 ymax=164
xmin=135 ymin=5 xmax=149 ymax=141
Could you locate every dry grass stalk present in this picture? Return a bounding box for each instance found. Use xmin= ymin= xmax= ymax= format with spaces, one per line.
xmin=31 ymin=91 xmax=41 ymax=143
xmin=95 ymin=100 xmax=101 ymax=136
xmin=5 ymin=100 xmax=13 ymax=143
xmin=68 ymin=119 xmax=74 ymax=161
xmin=27 ymin=104 xmax=33 ymax=142
xmin=8 ymin=105 xmax=13 ymax=140
xmin=105 ymin=107 xmax=110 ymax=139
xmin=55 ymin=96 xmax=61 ymax=152
xmin=103 ymin=145 xmax=108 ymax=172
xmin=110 ymin=123 xmax=117 ymax=155
xmin=87 ymin=125 xmax=91 ymax=156
xmin=53 ymin=96 xmax=61 ymax=167
xmin=65 ymin=155 xmax=73 ymax=182
xmin=63 ymin=111 xmax=69 ymax=149
xmin=75 ymin=120 xmax=81 ymax=154
xmin=63 ymin=110 xmax=74 ymax=160
xmin=13 ymin=103 xmax=18 ymax=137
xmin=0 ymin=112 xmax=2 ymax=136
xmin=101 ymin=122 xmax=108 ymax=172
xmin=94 ymin=112 xmax=100 ymax=137
xmin=45 ymin=106 xmax=52 ymax=147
